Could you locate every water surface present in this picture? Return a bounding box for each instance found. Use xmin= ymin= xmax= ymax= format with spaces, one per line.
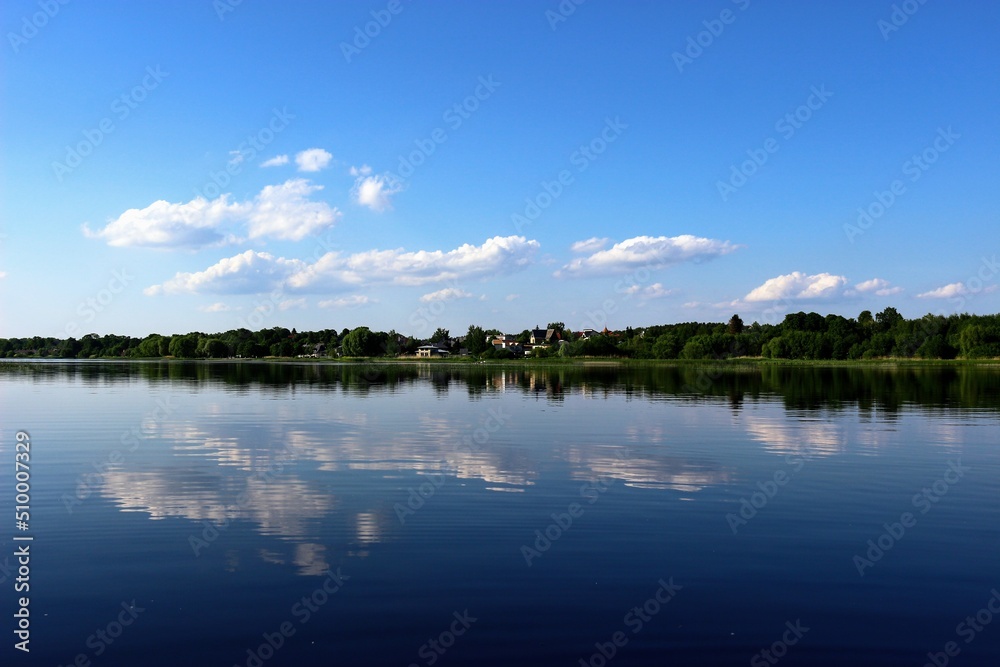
xmin=1 ymin=361 xmax=998 ymax=666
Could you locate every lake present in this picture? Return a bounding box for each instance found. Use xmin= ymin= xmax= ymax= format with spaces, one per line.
xmin=1 ymin=361 xmax=999 ymax=666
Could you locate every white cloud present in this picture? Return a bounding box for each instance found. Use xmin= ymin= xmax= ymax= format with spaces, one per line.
xmin=915 ymin=282 xmax=998 ymax=299
xmin=228 ymin=150 xmax=245 ymax=167
xmin=144 ymin=250 xmax=306 ymax=296
xmin=352 ymin=174 xmax=401 ymax=212
xmin=744 ymin=272 xmax=848 ymax=302
xmin=852 ymin=278 xmax=903 ymax=297
xmin=349 ymin=164 xmax=372 ymax=177
xmin=246 ymin=179 xmax=341 ymax=241
xmin=199 ymin=302 xmax=239 ymax=313
xmin=0 ymin=271 xmax=7 ymax=279
xmin=557 ymin=235 xmax=739 ymax=277
xmin=146 ymin=236 xmax=540 ymax=296
xmin=570 ymin=237 xmax=609 ymax=254
xmin=639 ymin=283 xmax=677 ymax=299
xmin=318 ymin=295 xmax=373 ymax=308
xmin=295 ymin=148 xmax=333 ymax=172
xmin=288 ymin=235 xmax=540 ymax=291
xmin=505 ymin=293 xmax=520 ymax=302
xmin=83 ymin=195 xmax=245 ymax=249
xmin=623 ymin=283 xmax=677 ymax=299
xmin=917 ymin=282 xmax=967 ymax=299
xmin=419 ymin=287 xmax=473 ymax=303
xmin=260 ymin=155 xmax=289 ymax=168
xmin=85 ymin=179 xmax=338 ymax=249
xmin=278 ymin=297 xmax=307 ymax=311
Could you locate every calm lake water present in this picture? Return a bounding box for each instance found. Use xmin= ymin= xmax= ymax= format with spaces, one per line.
xmin=1 ymin=361 xmax=999 ymax=666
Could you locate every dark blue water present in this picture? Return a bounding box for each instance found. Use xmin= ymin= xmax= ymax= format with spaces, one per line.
xmin=1 ymin=362 xmax=999 ymax=666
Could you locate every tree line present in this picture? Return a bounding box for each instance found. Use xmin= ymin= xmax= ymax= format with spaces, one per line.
xmin=2 ymin=307 xmax=1000 ymax=360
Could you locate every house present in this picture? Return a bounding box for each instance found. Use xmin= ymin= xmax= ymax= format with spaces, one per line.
xmin=491 ymin=334 xmax=519 ymax=350
xmin=416 ymin=344 xmax=450 ymax=358
xmin=576 ymin=328 xmax=599 ymax=340
xmin=530 ymin=328 xmax=561 ymax=345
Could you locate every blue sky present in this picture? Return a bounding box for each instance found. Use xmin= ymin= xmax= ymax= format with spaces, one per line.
xmin=2 ymin=0 xmax=998 ymax=338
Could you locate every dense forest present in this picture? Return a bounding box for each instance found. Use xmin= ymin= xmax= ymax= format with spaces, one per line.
xmin=2 ymin=307 xmax=1000 ymax=361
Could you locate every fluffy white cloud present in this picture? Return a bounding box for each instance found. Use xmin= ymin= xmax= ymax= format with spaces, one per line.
xmin=289 ymin=235 xmax=540 ymax=291
xmin=419 ymin=287 xmax=473 ymax=303
xmin=295 ymin=148 xmax=333 ymax=172
xmin=917 ymin=282 xmax=967 ymax=299
xmin=278 ymin=297 xmax=307 ymax=311
xmin=85 ymin=180 xmax=338 ymax=248
xmin=352 ymin=174 xmax=401 ymax=212
xmin=852 ymin=278 xmax=903 ymax=297
xmin=144 ymin=250 xmax=306 ymax=296
xmin=349 ymin=164 xmax=372 ymax=177
xmin=318 ymin=295 xmax=373 ymax=308
xmin=260 ymin=155 xmax=289 ymax=167
xmin=199 ymin=302 xmax=239 ymax=313
xmin=744 ymin=272 xmax=848 ymax=302
xmin=570 ymin=237 xmax=609 ymax=254
xmin=622 ymin=283 xmax=677 ymax=299
xmin=246 ymin=179 xmax=341 ymax=241
xmin=83 ymin=195 xmax=245 ymax=249
xmin=558 ymin=235 xmax=739 ymax=277
xmin=146 ymin=236 xmax=540 ymax=296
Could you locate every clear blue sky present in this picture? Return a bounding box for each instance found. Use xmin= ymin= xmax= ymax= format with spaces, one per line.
xmin=2 ymin=0 xmax=998 ymax=338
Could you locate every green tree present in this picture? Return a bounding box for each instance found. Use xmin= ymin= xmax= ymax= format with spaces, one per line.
xmin=430 ymin=328 xmax=450 ymax=344
xmin=168 ymin=334 xmax=199 ymax=358
xmin=342 ymin=327 xmax=384 ymax=357
xmin=876 ymin=307 xmax=903 ymax=333
xmin=465 ymin=325 xmax=490 ymax=355
xmin=135 ymin=335 xmax=164 ymax=357
xmin=203 ymin=339 xmax=230 ymax=358
xmin=727 ymin=314 xmax=744 ymax=335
